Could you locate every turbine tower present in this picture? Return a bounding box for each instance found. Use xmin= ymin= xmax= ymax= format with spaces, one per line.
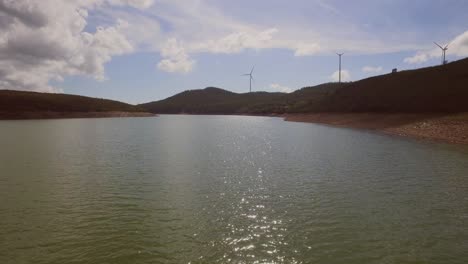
xmin=242 ymin=66 xmax=255 ymax=93
xmin=434 ymin=42 xmax=449 ymax=65
xmin=336 ymin=53 xmax=344 ymax=83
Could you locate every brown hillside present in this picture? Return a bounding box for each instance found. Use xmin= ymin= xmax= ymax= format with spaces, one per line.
xmin=317 ymin=58 xmax=468 ymax=112
xmin=0 ymin=90 xmax=144 ymax=113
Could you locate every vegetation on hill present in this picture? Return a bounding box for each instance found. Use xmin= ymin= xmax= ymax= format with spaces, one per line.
xmin=139 ymin=84 xmax=344 ymax=114
xmin=140 ymin=57 xmax=468 ymax=114
xmin=0 ymin=90 xmax=146 ymax=113
xmin=314 ymin=58 xmax=468 ymax=112
xmin=139 ymin=87 xmax=288 ymax=114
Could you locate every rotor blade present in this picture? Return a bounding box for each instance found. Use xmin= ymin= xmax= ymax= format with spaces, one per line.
xmin=250 ymin=66 xmax=255 ymax=74
xmin=434 ymin=42 xmax=443 ymax=49
xmin=242 ymin=74 xmax=250 ymax=76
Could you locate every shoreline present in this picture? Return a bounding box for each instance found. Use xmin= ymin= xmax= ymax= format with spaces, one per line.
xmin=2 ymin=111 xmax=467 ymax=145
xmin=0 ymin=111 xmax=156 ymax=120
xmin=284 ymin=113 xmax=468 ymax=145
xmin=137 ymin=113 xmax=468 ymax=145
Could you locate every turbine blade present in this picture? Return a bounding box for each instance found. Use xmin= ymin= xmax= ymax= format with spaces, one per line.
xmin=434 ymin=42 xmax=443 ymax=49
xmin=250 ymin=66 xmax=255 ymax=74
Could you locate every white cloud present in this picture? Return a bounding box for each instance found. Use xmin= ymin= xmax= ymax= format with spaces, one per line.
xmin=404 ymin=52 xmax=432 ymax=64
xmin=270 ymin=83 xmax=293 ymax=93
xmin=193 ymin=28 xmax=278 ymax=54
xmin=105 ymin=1 xmax=464 ymax=75
xmin=190 ymin=27 xmax=321 ymax=58
xmin=0 ymin=0 xmax=154 ymax=92
xmin=136 ymin=0 xmax=426 ymax=74
xmin=293 ymin=43 xmax=321 ymax=56
xmin=157 ymin=38 xmax=194 ymax=73
xmin=2 ymin=0 xmax=466 ymax=91
xmin=315 ymin=0 xmax=340 ymax=15
xmin=362 ymin=66 xmax=383 ymax=73
xmin=107 ymin=0 xmax=154 ymax=9
xmin=447 ymin=30 xmax=468 ymax=57
xmin=330 ymin=70 xmax=351 ymax=82
xmin=143 ymin=0 xmax=426 ymax=58
xmin=404 ymin=30 xmax=468 ymax=64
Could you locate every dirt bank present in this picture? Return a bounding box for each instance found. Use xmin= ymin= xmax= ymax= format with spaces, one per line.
xmin=285 ymin=113 xmax=468 ymax=145
xmin=0 ymin=111 xmax=156 ymax=120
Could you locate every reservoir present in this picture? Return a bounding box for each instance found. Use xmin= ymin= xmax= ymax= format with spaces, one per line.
xmin=1 ymin=115 xmax=467 ymax=263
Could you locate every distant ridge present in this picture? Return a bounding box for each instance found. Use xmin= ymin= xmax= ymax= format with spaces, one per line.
xmin=139 ymin=86 xmax=289 ymax=114
xmin=140 ymin=57 xmax=468 ymax=114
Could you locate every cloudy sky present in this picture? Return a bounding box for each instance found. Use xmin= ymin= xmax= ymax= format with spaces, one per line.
xmin=1 ymin=0 xmax=468 ymax=103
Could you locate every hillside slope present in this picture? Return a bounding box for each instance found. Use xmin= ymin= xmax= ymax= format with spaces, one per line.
xmin=315 ymin=58 xmax=468 ymax=112
xmin=0 ymin=90 xmax=152 ymax=119
xmin=139 ymin=87 xmax=287 ymax=114
xmin=141 ymin=58 xmax=468 ymax=115
xmin=139 ymin=84 xmax=343 ymax=114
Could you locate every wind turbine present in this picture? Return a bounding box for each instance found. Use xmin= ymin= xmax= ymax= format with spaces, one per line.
xmin=434 ymin=42 xmax=449 ymax=65
xmin=336 ymin=53 xmax=344 ymax=83
xmin=242 ymin=66 xmax=255 ymax=93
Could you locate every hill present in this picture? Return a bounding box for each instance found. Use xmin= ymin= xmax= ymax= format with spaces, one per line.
xmin=139 ymin=83 xmax=343 ymax=114
xmin=140 ymin=57 xmax=468 ymax=115
xmin=0 ymin=90 xmax=152 ymax=119
xmin=139 ymin=87 xmax=288 ymax=114
xmin=313 ymin=58 xmax=468 ymax=113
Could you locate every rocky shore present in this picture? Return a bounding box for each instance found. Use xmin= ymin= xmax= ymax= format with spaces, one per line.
xmin=285 ymin=113 xmax=468 ymax=145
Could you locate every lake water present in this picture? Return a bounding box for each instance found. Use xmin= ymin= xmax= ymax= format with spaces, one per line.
xmin=1 ymin=115 xmax=468 ymax=264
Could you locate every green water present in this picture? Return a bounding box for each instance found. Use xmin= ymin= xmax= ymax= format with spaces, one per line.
xmin=1 ymin=115 xmax=468 ymax=264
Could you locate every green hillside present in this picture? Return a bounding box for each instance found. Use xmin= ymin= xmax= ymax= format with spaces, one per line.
xmin=314 ymin=58 xmax=468 ymax=112
xmin=140 ymin=57 xmax=468 ymax=114
xmin=139 ymin=84 xmax=343 ymax=114
xmin=139 ymin=87 xmax=288 ymax=114
xmin=0 ymin=90 xmax=145 ymax=113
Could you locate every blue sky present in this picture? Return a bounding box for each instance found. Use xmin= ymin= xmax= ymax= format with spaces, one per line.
xmin=2 ymin=0 xmax=468 ymax=104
